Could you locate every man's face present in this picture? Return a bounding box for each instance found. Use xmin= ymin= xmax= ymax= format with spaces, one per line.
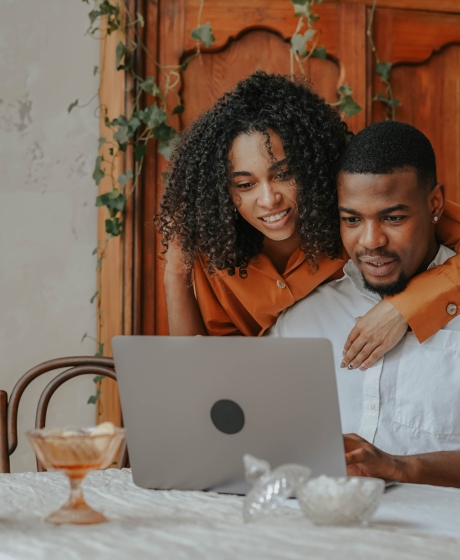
xmin=338 ymin=169 xmax=441 ymax=296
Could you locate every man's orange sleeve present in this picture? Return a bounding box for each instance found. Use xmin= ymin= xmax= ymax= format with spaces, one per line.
xmin=388 ymin=200 xmax=460 ymax=342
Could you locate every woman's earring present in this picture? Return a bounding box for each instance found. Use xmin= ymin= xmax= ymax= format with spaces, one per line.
xmin=433 ymin=216 xmax=439 ymax=222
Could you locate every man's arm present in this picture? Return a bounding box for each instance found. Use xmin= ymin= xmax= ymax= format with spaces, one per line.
xmin=344 ymin=433 xmax=460 ymax=488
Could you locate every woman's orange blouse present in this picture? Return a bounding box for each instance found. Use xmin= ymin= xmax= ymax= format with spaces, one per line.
xmin=194 ymin=200 xmax=460 ymax=342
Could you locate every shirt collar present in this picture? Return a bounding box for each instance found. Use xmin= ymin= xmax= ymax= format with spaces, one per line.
xmin=341 ymin=245 xmax=456 ymax=303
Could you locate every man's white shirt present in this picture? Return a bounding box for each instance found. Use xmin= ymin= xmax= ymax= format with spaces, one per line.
xmin=266 ymin=245 xmax=460 ymax=456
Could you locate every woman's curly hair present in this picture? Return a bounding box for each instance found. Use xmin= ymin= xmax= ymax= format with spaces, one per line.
xmin=157 ymin=71 xmax=349 ymax=277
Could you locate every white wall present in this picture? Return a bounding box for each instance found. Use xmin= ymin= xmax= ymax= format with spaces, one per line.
xmin=0 ymin=0 xmax=101 ymax=471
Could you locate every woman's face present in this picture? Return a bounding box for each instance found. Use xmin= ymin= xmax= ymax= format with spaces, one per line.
xmin=228 ymin=131 xmax=298 ymax=241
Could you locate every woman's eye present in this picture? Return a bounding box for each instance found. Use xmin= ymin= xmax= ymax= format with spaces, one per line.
xmin=275 ymin=170 xmax=292 ymax=181
xmin=235 ymin=182 xmax=253 ymax=189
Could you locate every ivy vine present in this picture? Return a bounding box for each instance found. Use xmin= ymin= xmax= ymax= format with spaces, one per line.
xmin=367 ymin=0 xmax=400 ymax=119
xmin=72 ymin=0 xmax=395 ymax=410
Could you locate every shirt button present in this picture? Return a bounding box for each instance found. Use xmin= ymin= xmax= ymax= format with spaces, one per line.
xmin=447 ymin=303 xmax=458 ymax=316
xmin=276 ymin=280 xmax=286 ymax=289
xmin=369 ymin=403 xmax=375 ymax=410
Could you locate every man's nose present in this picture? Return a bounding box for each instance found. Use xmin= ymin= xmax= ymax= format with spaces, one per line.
xmin=359 ymin=222 xmax=388 ymax=250
xmin=257 ymin=180 xmax=282 ymax=209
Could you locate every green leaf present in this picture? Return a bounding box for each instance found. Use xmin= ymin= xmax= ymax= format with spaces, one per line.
xmin=98 ymin=137 xmax=106 ymax=150
xmin=140 ymin=104 xmax=167 ymax=128
xmin=68 ymin=99 xmax=78 ymax=113
xmin=92 ymin=247 xmax=98 ymax=255
xmin=376 ymin=62 xmax=393 ymax=83
xmin=96 ymin=257 xmax=103 ymax=270
xmin=139 ymin=76 xmax=161 ymax=97
xmin=96 ymin=188 xmax=126 ymax=217
xmin=90 ymin=291 xmax=99 ymax=304
xmin=291 ymin=34 xmax=307 ymax=57
xmin=373 ymin=92 xmax=401 ymax=107
xmin=93 ymin=375 xmax=106 ymax=384
xmin=89 ymin=9 xmax=100 ymax=25
xmin=134 ymin=143 xmax=147 ymax=161
xmin=338 ymin=83 xmax=353 ymax=96
xmin=118 ymin=169 xmax=133 ymax=188
xmin=293 ymin=3 xmax=309 ymax=17
xmin=81 ymin=332 xmax=88 ymax=344
xmin=87 ymin=389 xmax=101 ymax=405
xmin=136 ymin=12 xmax=144 ymax=27
xmin=291 ymin=0 xmax=308 ymax=4
xmin=153 ymin=122 xmax=179 ymax=142
xmin=92 ymin=156 xmax=105 ymax=186
xmin=309 ymin=13 xmax=320 ymax=23
xmin=127 ymin=116 xmax=141 ymax=136
xmin=97 ymin=342 xmax=104 ymax=356
xmin=115 ymin=41 xmax=127 ymax=70
xmin=105 ymin=217 xmax=122 ymax=237
xmin=179 ymin=60 xmax=189 ymax=71
xmin=113 ymin=125 xmax=129 ymax=146
xmin=191 ymin=22 xmax=215 ymax=48
xmin=93 ymin=66 xmax=99 ymax=76
xmin=338 ymin=95 xmax=362 ymax=117
xmin=155 ymin=124 xmax=180 ymax=159
xmin=172 ymin=104 xmax=185 ymax=115
xmin=311 ymin=46 xmax=327 ymax=59
xmin=304 ymin=28 xmax=316 ymax=42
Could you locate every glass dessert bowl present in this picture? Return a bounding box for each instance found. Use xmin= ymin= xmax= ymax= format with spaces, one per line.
xmin=27 ymin=422 xmax=125 ymax=525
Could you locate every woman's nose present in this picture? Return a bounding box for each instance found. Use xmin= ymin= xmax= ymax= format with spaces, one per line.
xmin=257 ymin=181 xmax=282 ymax=209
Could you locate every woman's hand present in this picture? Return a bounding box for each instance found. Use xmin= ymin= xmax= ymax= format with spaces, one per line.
xmin=341 ymin=299 xmax=409 ymax=370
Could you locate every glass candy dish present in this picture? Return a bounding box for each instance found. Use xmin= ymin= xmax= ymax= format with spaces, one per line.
xmin=27 ymin=423 xmax=125 ymax=525
xmin=297 ymin=475 xmax=385 ymax=525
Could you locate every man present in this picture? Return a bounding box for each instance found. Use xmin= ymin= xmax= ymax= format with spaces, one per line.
xmin=266 ymin=120 xmax=460 ymax=487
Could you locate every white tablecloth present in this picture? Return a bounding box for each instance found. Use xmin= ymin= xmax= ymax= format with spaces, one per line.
xmin=1 ymin=469 xmax=460 ymax=559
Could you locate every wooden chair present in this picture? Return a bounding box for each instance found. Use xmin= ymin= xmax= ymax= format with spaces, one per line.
xmin=0 ymin=356 xmax=128 ymax=473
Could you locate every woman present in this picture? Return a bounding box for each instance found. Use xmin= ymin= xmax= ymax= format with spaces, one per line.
xmin=158 ymin=71 xmax=460 ymax=369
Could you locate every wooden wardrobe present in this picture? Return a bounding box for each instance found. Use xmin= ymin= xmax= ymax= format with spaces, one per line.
xmin=98 ymin=0 xmax=460 ymax=423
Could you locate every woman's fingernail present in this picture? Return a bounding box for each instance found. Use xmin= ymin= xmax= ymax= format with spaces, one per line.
xmin=340 ymin=361 xmax=345 ymax=368
xmin=359 ymin=365 xmax=367 ymax=371
xmin=348 ymin=364 xmax=354 ymax=370
xmin=342 ymin=350 xmax=346 ymax=356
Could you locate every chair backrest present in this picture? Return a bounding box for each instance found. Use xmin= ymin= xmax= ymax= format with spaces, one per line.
xmin=0 ymin=356 xmax=128 ymax=473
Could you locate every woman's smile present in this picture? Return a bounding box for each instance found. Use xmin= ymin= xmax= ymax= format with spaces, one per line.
xmin=258 ymin=207 xmax=293 ymax=229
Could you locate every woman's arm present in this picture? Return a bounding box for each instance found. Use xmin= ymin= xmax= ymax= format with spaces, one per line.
xmin=164 ymin=242 xmax=207 ymax=336
xmin=341 ymin=200 xmax=460 ymax=370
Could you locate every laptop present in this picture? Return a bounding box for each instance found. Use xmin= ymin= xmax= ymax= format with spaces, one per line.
xmin=112 ymin=336 xmax=346 ymax=494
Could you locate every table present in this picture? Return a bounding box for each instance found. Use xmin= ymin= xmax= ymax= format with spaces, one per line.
xmin=1 ymin=469 xmax=460 ymax=559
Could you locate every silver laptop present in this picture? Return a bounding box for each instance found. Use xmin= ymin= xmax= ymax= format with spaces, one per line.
xmin=112 ymin=336 xmax=346 ymax=494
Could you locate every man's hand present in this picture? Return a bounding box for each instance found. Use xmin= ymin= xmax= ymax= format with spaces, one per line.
xmin=344 ymin=433 xmax=405 ymax=481
xmin=341 ymin=299 xmax=409 ymax=370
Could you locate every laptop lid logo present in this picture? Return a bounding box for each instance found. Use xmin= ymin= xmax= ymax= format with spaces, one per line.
xmin=210 ymin=399 xmax=245 ymax=434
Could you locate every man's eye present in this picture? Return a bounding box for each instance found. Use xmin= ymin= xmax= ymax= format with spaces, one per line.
xmin=342 ymin=217 xmax=360 ymax=224
xmin=385 ymin=216 xmax=405 ymax=223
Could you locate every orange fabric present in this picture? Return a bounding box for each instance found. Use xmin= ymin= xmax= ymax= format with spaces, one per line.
xmin=194 ymin=199 xmax=460 ymax=341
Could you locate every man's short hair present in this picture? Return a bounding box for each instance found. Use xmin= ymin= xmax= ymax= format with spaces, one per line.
xmin=338 ymin=121 xmax=437 ymax=188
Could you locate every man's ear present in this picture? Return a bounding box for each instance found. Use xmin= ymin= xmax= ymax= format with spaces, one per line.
xmin=428 ymin=183 xmax=445 ymax=223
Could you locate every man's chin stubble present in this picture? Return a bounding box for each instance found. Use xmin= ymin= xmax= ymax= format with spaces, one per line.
xmin=362 ymin=271 xmax=409 ymax=297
